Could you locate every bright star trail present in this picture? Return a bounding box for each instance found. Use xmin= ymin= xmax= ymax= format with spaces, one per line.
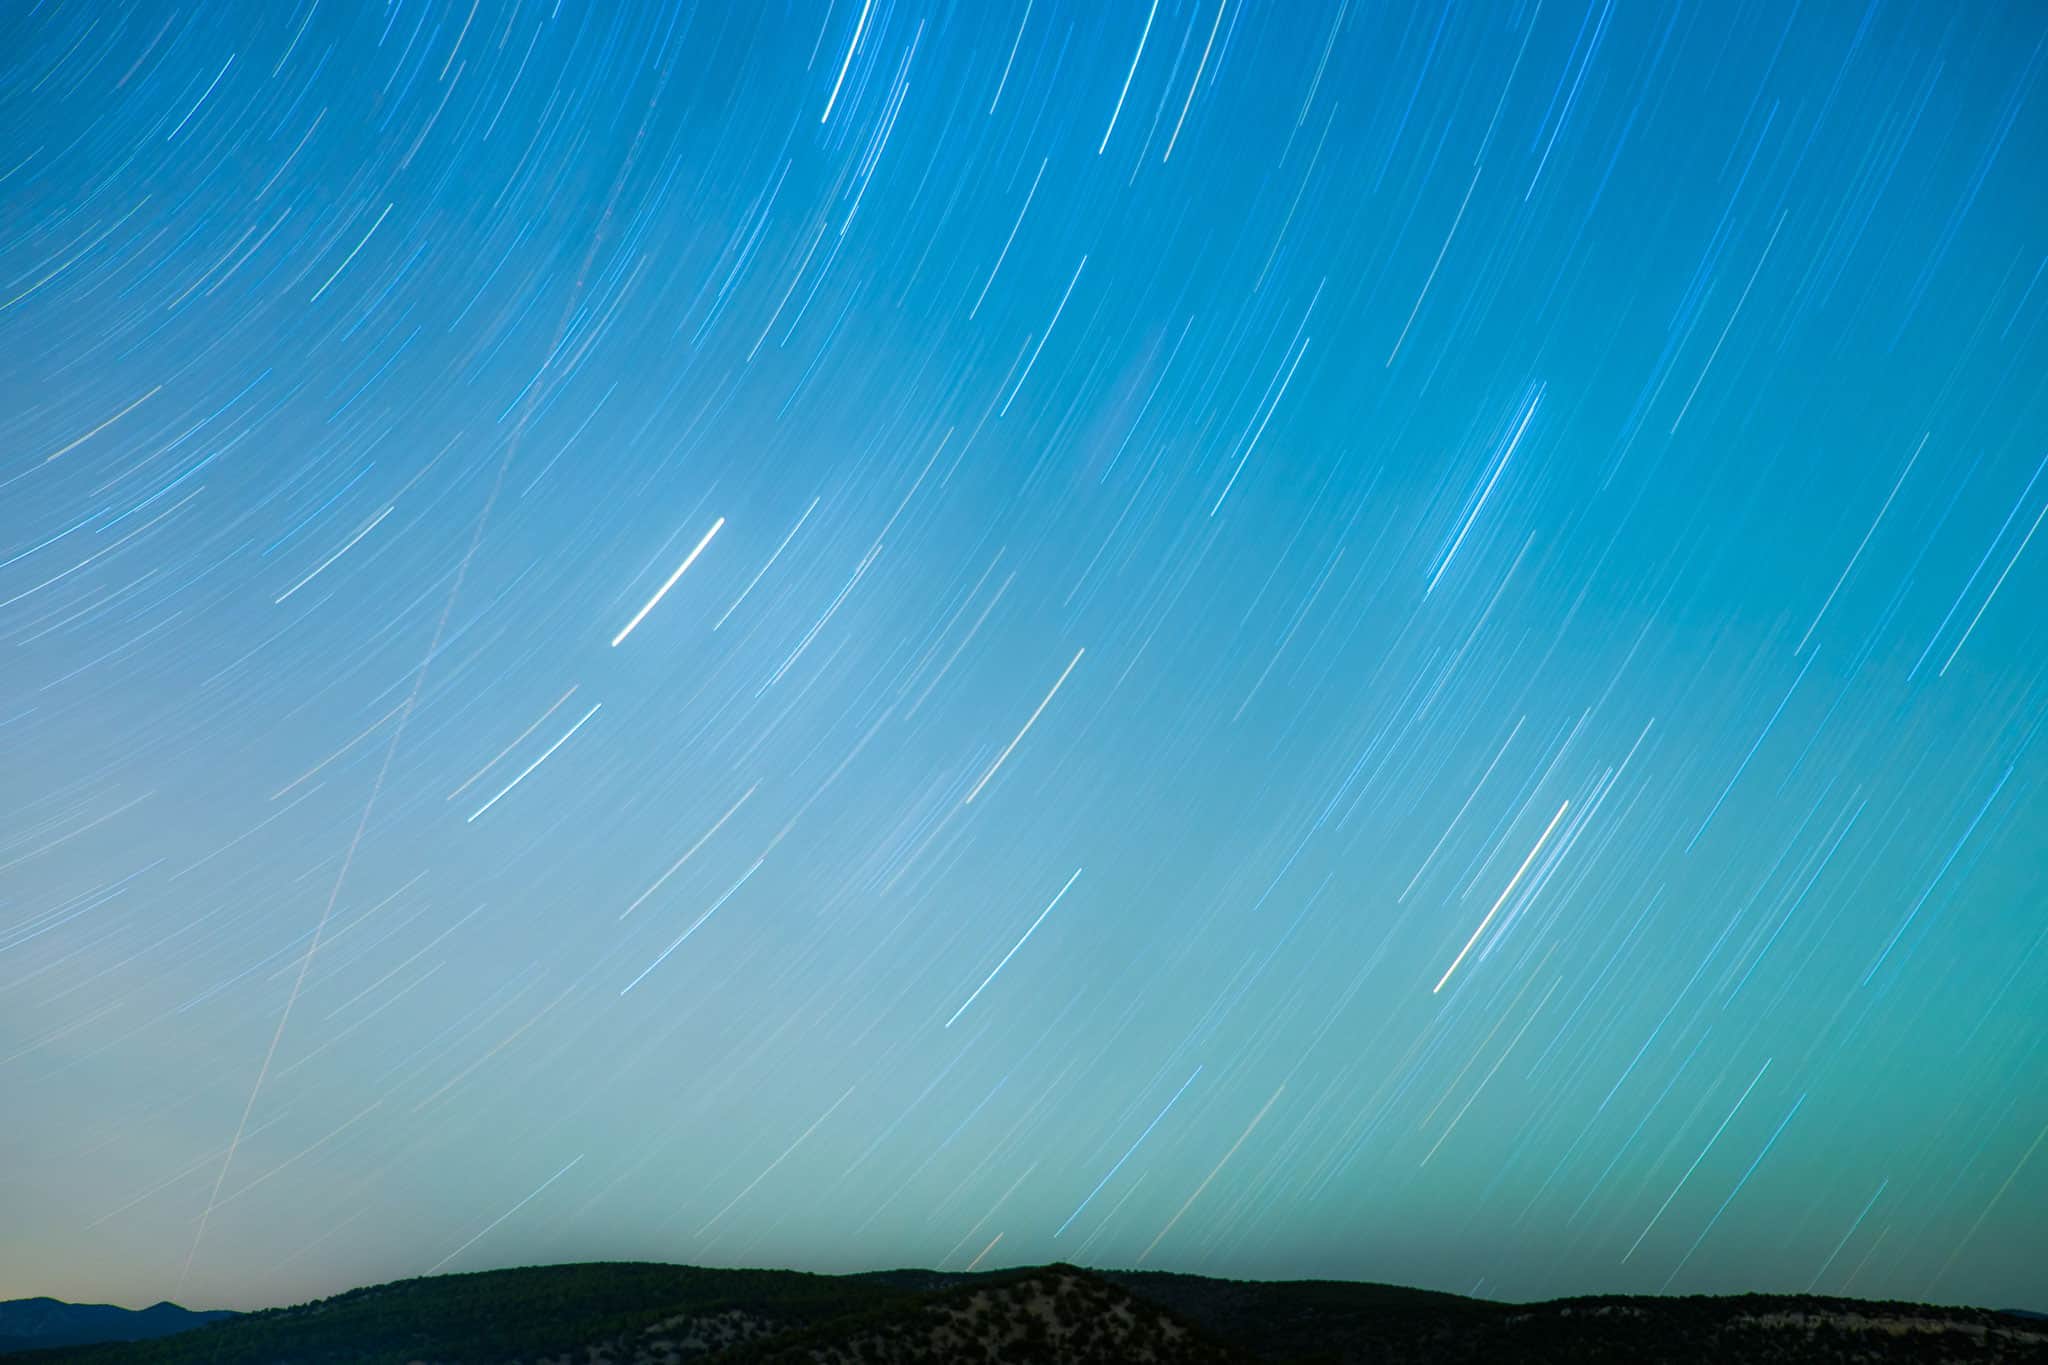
xmin=2 ymin=0 xmax=2044 ymax=1320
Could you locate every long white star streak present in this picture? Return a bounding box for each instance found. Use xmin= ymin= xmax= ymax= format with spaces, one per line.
xmin=819 ymin=0 xmax=872 ymax=125
xmin=1937 ymin=493 xmax=2048 ymax=677
xmin=987 ymin=0 xmax=1032 ymax=113
xmin=1860 ymin=763 xmax=2015 ymax=985
xmin=697 ymin=1084 xmax=859 ymax=1235
xmin=610 ymin=516 xmax=724 ymax=647
xmin=1930 ymin=1115 xmax=2048 ymax=1290
xmin=968 ymin=158 xmax=1046 ymax=320
xmin=273 ymin=506 xmax=392 ymax=603
xmin=1400 ymin=717 xmax=1526 ymax=902
xmin=1793 ymin=435 xmax=1925 ymax=655
xmin=1660 ymin=1092 xmax=1806 ymax=1289
xmin=1161 ymin=0 xmax=1227 ymax=164
xmin=1908 ymin=449 xmax=2048 ymax=681
xmin=944 ymin=867 xmax=1083 ymax=1028
xmin=1055 ymin=1065 xmax=1203 ymax=1237
xmin=310 ymin=201 xmax=392 ymax=303
xmin=999 ymin=256 xmax=1087 ymax=417
xmin=1098 ymin=0 xmax=1158 ymax=155
xmin=1425 ymin=384 xmax=1542 ymax=595
xmin=1623 ymin=1058 xmax=1772 ymax=1262
xmin=466 ymin=702 xmax=602 ymax=822
xmin=1387 ymin=164 xmax=1482 ymax=366
xmin=1138 ymin=1081 xmax=1284 ymax=1262
xmin=619 ymin=786 xmax=757 ymax=920
xmin=964 ymin=1233 xmax=1003 ymax=1272
xmin=1808 ymin=1178 xmax=1889 ymax=1291
xmin=715 ymin=501 xmax=817 ymax=629
xmin=274 ymin=699 xmax=409 ymax=800
xmin=40 ymin=384 xmax=160 ymax=462
xmin=620 ymin=858 xmax=764 ymax=995
xmin=1668 ymin=212 xmax=1786 ymax=434
xmin=1433 ymin=798 xmax=1570 ymax=994
xmin=445 ymin=685 xmax=581 ymax=801
xmin=962 ymin=647 xmax=1084 ymax=804
xmin=426 ymin=1154 xmax=584 ymax=1274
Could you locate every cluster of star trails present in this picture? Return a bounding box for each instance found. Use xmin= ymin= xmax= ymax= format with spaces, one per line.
xmin=2 ymin=0 xmax=2044 ymax=1319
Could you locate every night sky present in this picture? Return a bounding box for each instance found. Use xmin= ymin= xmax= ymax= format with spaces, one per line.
xmin=3 ymin=0 xmax=2046 ymax=1318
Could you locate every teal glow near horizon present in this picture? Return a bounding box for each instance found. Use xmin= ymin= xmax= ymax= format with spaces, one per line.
xmin=2 ymin=0 xmax=2044 ymax=1316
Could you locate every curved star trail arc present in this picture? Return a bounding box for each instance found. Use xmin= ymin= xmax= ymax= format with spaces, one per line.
xmin=2 ymin=0 xmax=2045 ymax=1317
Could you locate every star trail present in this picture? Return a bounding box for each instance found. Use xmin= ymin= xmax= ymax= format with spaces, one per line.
xmin=3 ymin=0 xmax=2045 ymax=1318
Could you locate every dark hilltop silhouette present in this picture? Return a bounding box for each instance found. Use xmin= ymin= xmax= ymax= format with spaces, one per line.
xmin=0 ymin=1300 xmax=235 ymax=1356
xmin=4 ymin=1261 xmax=2044 ymax=1364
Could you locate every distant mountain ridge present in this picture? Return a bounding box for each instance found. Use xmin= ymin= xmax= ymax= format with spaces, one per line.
xmin=0 ymin=1299 xmax=235 ymax=1355
xmin=3 ymin=1262 xmax=2042 ymax=1363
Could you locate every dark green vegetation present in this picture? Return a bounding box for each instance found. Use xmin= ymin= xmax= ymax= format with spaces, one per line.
xmin=5 ymin=1261 xmax=2043 ymax=1364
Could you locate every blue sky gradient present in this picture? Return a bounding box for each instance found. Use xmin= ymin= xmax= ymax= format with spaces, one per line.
xmin=2 ymin=0 xmax=2044 ymax=1314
